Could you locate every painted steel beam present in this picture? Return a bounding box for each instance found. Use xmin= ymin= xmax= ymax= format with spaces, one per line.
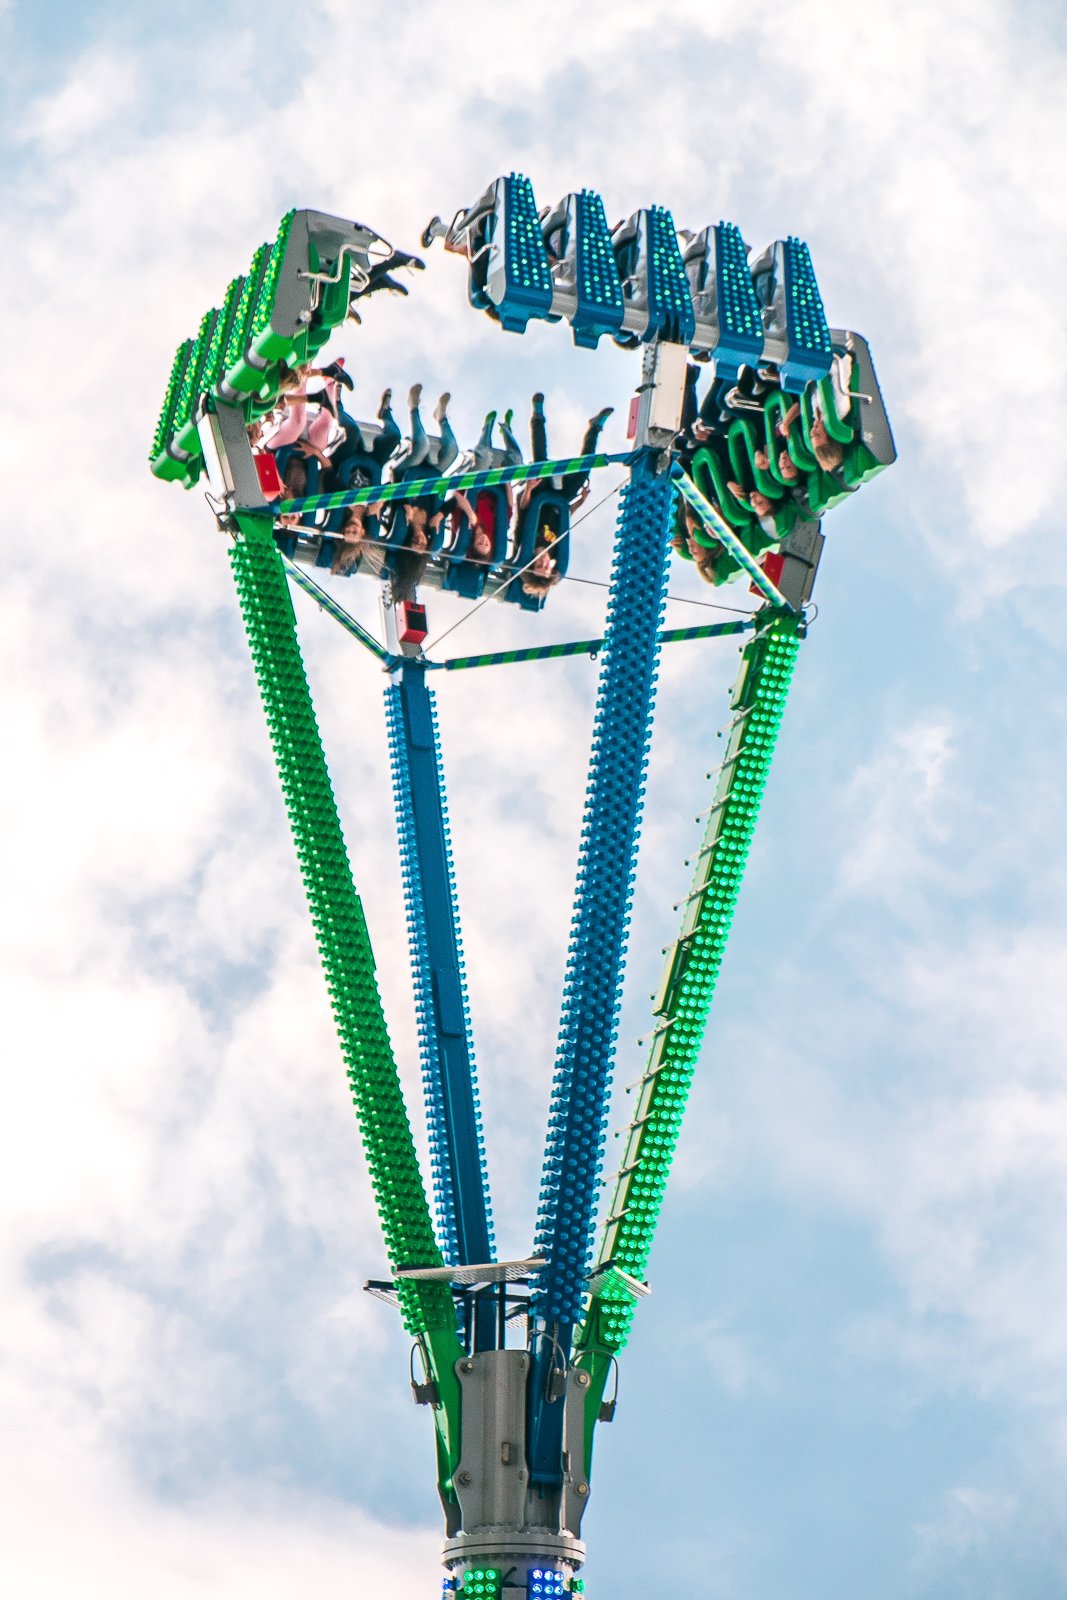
xmin=440 ymin=621 xmax=753 ymax=672
xmin=229 ymin=512 xmax=465 ymax=1496
xmin=574 ymin=605 xmax=804 ymax=1471
xmin=385 ymin=663 xmax=496 ymax=1317
xmin=270 ymin=450 xmax=636 ymax=518
xmin=527 ymin=451 xmax=674 ymax=1485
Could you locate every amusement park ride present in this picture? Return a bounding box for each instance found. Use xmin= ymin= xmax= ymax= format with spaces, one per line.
xmin=150 ymin=176 xmax=895 ymax=1593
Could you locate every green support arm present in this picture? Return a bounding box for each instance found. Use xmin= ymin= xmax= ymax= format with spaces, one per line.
xmin=573 ymin=605 xmax=805 ymax=1471
xmin=229 ymin=512 xmax=465 ymax=1496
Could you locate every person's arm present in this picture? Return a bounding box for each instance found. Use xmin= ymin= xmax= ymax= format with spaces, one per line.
xmin=451 ymin=490 xmax=478 ymax=528
xmin=297 ymin=441 xmax=333 ymax=470
xmin=777 ymin=402 xmax=801 ymax=437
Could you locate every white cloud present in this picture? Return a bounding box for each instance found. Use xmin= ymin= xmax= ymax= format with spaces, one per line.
xmin=1 ymin=0 xmax=1066 ymax=1592
xmin=18 ymin=50 xmax=139 ymax=152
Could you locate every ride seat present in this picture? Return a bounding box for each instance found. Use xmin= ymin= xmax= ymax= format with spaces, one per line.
xmin=506 ymin=486 xmax=572 ymax=611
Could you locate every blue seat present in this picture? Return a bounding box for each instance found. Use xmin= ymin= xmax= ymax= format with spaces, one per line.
xmin=779 ymin=237 xmax=832 ymax=392
xmin=749 ymin=239 xmax=832 ymax=394
xmin=442 ymin=484 xmax=510 ymax=600
xmin=541 ymin=189 xmax=625 ymax=350
xmin=505 ymin=486 xmax=572 ymax=612
xmin=484 ymin=173 xmax=554 ymax=334
xmin=612 ymin=207 xmax=695 ymax=347
xmin=698 ymin=222 xmax=764 ymax=378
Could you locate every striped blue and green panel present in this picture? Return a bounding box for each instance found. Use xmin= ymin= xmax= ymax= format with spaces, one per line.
xmin=274 ymin=450 xmax=629 ymax=517
xmin=442 ymin=622 xmax=751 ymax=673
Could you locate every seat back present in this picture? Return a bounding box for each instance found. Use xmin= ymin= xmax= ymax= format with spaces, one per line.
xmin=485 ymin=172 xmax=554 ymax=334
xmin=613 ymin=207 xmax=695 ymax=346
xmin=564 ymin=188 xmax=626 ymax=349
xmin=504 ymin=487 xmax=572 ymax=610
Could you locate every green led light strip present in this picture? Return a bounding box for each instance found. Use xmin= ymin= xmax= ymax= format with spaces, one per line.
xmin=574 ymin=606 xmax=804 ymax=1457
xmin=229 ymin=512 xmax=464 ymax=1493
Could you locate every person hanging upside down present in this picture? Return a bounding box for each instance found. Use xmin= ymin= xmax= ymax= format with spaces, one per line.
xmin=672 ymin=501 xmax=723 ymax=586
xmin=519 ymin=394 xmax=613 ymax=511
xmin=726 ymin=479 xmax=775 ymax=519
xmin=519 ymin=542 xmax=563 ymax=600
xmin=449 ymin=490 xmax=497 ymax=561
xmin=778 ymin=400 xmax=844 ymax=473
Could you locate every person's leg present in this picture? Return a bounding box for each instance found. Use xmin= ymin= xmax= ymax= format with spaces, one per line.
xmin=405 ymin=382 xmax=430 ymax=472
xmin=475 ymin=410 xmax=496 ymax=452
xmin=433 ymin=393 xmax=458 ymax=470
xmin=578 ymin=406 xmax=613 ymax=457
xmin=530 ymin=392 xmax=548 ymax=462
xmin=498 ymin=408 xmax=523 ymax=466
xmin=372 ymin=388 xmax=402 ymax=464
xmin=681 ymin=364 xmax=699 ymax=437
xmin=471 ymin=410 xmax=497 ymax=467
xmin=560 ymin=406 xmax=613 ymax=499
xmin=698 ymin=377 xmax=731 ymax=431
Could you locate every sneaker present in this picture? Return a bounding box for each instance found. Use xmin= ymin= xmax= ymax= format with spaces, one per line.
xmin=434 ymin=392 xmax=451 ymax=425
xmin=408 ymin=383 xmax=423 ymax=412
xmin=420 ymin=216 xmax=444 ymax=249
xmin=591 ymin=406 xmax=614 ymax=428
xmin=383 ymin=249 xmax=425 ymax=273
xmin=378 ymin=389 xmax=393 ymax=419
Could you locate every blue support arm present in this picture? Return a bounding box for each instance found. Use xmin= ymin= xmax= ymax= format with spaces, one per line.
xmin=385 ymin=664 xmax=495 ymax=1316
xmin=527 ymin=451 xmax=675 ymax=1483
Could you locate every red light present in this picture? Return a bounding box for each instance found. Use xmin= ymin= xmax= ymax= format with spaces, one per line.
xmin=254 ymin=451 xmax=284 ymax=500
xmin=398 ymin=601 xmax=428 ymax=645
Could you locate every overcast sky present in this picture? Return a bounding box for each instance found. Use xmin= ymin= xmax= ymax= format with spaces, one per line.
xmin=2 ymin=2 xmax=1066 ymax=1596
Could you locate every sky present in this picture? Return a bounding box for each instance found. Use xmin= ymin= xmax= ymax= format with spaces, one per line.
xmin=1 ymin=1 xmax=1066 ymax=1595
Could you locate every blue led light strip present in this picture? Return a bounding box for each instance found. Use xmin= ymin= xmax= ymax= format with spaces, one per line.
xmin=527 ymin=451 xmax=675 ymax=1483
xmin=384 ymin=664 xmax=495 ymax=1288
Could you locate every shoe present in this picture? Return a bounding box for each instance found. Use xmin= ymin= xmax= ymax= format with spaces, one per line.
xmin=382 ymin=249 xmax=425 ymax=273
xmin=591 ymin=406 xmax=614 ymax=428
xmin=502 ymin=408 xmax=514 ymax=431
xmin=532 ymin=392 xmax=545 ymax=411
xmin=434 ymin=392 xmax=450 ymax=425
xmin=378 ymin=389 xmax=393 ymax=419
xmin=320 ymin=360 xmax=354 ymax=391
xmin=408 ymin=383 xmax=423 ymax=412
xmin=420 ymin=216 xmax=444 ymax=249
xmin=365 ymin=273 xmax=408 ymax=297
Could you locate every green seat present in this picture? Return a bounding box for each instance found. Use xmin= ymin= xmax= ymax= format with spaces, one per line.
xmin=815 ymin=362 xmax=857 ymax=447
xmin=691 ymin=445 xmax=757 ymax=535
xmin=726 ymin=417 xmax=783 ymax=501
